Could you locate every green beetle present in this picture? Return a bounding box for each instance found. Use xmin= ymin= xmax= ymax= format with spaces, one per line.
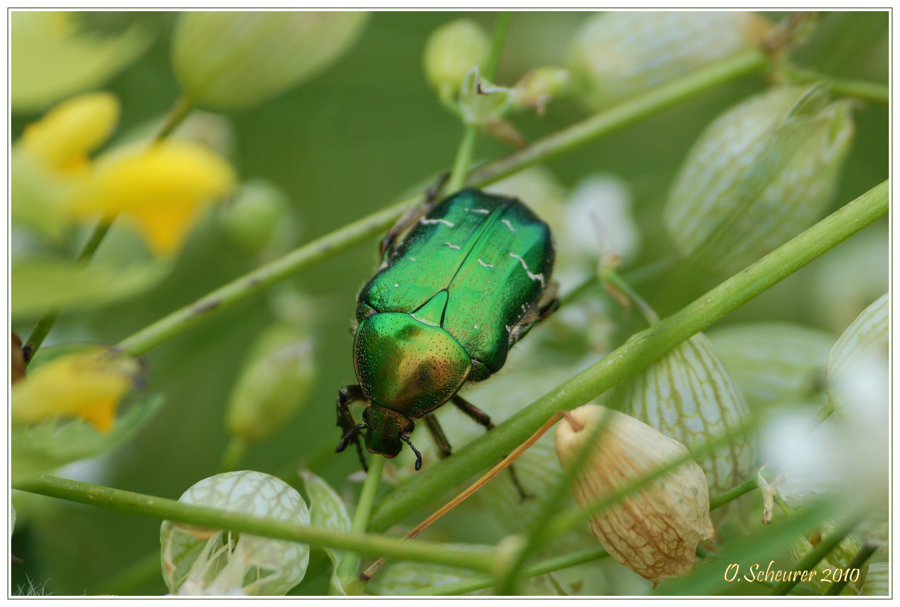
xmin=336 ymin=187 xmax=558 ymax=470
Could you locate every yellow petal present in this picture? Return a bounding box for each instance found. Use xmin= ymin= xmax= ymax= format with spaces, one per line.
xmin=11 ymin=349 xmax=141 ymax=432
xmin=17 ymin=91 xmax=119 ymax=173
xmin=68 ymin=140 xmax=237 ymax=256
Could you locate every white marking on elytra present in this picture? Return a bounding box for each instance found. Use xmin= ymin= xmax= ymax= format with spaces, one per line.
xmin=444 ymin=242 xmax=461 ymax=250
xmin=505 ymin=325 xmax=513 ymax=333
xmin=410 ymin=258 xmax=417 ymax=261
xmin=509 ymin=253 xmax=546 ymax=287
xmin=394 ymin=283 xmax=399 ymax=287
xmin=477 ymin=258 xmax=494 ymax=268
xmin=501 ymin=219 xmax=516 ymax=232
xmin=421 ymin=217 xmax=454 ymax=227
xmin=466 ymin=207 xmax=490 ymax=215
xmin=474 ymin=324 xmax=478 ymax=329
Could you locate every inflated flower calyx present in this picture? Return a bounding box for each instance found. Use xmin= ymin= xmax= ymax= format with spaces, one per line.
xmin=567 ymin=12 xmax=772 ymax=111
xmin=555 ymin=404 xmax=715 ymax=582
xmin=825 ymin=292 xmax=888 ymax=419
xmin=707 ymin=322 xmax=835 ymax=408
xmin=172 ymin=12 xmax=369 ymax=111
xmin=664 ymin=84 xmax=855 ymax=275
xmin=788 ymin=519 xmax=869 ymax=595
xmin=609 ymin=333 xmax=754 ymax=499
xmin=160 ymin=471 xmax=310 ymax=596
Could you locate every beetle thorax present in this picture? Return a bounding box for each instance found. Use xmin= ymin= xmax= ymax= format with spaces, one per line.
xmin=353 ymin=311 xmax=472 ymax=418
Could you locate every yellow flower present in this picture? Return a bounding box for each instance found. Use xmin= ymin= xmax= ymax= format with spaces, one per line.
xmin=17 ymin=91 xmax=119 ymax=174
xmin=67 ymin=140 xmax=236 ymax=256
xmin=11 ymin=349 xmax=142 ymax=432
xmin=13 ymin=91 xmax=237 ymax=256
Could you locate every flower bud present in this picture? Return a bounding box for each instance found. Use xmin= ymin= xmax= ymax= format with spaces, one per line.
xmin=555 ymin=404 xmax=715 ymax=582
xmin=664 ymin=84 xmax=855 ymax=275
xmin=160 ymin=471 xmax=310 ymax=596
xmin=610 ymin=333 xmax=754 ymax=499
xmin=217 ymin=179 xmax=296 ymax=256
xmin=707 ymin=322 xmax=834 ymax=407
xmin=861 ymin=562 xmax=888 ymax=596
xmin=788 ymin=519 xmax=868 ymax=595
xmin=513 ymin=66 xmax=571 ymax=114
xmin=825 ymin=292 xmax=888 ymax=418
xmin=172 ymin=12 xmax=369 ymax=111
xmin=422 ymin=19 xmax=490 ymax=102
xmin=226 ymin=324 xmax=316 ymax=443
xmin=567 ymin=12 xmax=772 ymax=111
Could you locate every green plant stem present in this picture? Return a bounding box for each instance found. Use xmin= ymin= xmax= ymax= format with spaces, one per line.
xmin=446 ymin=125 xmax=479 ymax=194
xmin=467 ymin=47 xmax=768 ymax=186
xmin=217 ymin=436 xmax=249 ymax=473
xmin=113 ymin=48 xmax=770 ymax=358
xmin=782 ymin=65 xmax=889 ymax=104
xmin=25 ymin=217 xmax=115 ymax=361
xmin=367 ymin=180 xmax=888 ymax=534
xmin=483 ymin=12 xmax=509 ymax=81
xmin=13 ymin=473 xmax=494 ymax=574
xmin=154 ymin=93 xmax=194 ymax=141
xmin=710 ymin=476 xmax=759 ymax=511
xmin=399 ymin=546 xmax=610 ymax=596
xmin=824 ymin=542 xmax=877 ymax=596
xmin=768 ymin=514 xmax=865 ymax=595
xmin=337 ymin=456 xmax=386 ymax=594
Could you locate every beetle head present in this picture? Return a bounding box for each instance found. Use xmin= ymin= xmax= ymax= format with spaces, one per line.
xmin=363 ymin=406 xmax=422 ymax=470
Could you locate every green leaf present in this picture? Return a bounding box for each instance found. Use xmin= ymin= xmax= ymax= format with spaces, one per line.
xmin=11 ymin=392 xmax=164 ymax=484
xmin=12 ymin=257 xmax=171 ymax=317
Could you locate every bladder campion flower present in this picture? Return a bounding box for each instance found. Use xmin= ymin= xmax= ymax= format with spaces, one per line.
xmin=171 ymin=11 xmax=369 ymax=111
xmin=11 ymin=348 xmax=141 ymax=432
xmin=555 ymin=404 xmax=715 ymax=582
xmin=160 ymin=471 xmax=310 ymax=596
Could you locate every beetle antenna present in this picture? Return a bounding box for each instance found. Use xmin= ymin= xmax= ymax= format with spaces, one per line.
xmin=400 ymin=433 xmax=422 ymax=471
xmin=336 ymin=423 xmax=367 ymax=453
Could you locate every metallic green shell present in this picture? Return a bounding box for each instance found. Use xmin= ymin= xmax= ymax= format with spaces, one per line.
xmin=358 ymin=188 xmax=555 ymax=374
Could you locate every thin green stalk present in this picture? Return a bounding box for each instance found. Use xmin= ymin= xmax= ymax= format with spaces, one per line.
xmin=25 ymin=217 xmax=114 ymax=360
xmin=337 ymin=456 xmax=386 ymax=594
xmin=154 ymin=93 xmax=194 ymax=142
xmin=768 ymin=514 xmax=865 ymax=595
xmin=399 ymin=546 xmax=610 ymax=596
xmin=217 ymin=436 xmax=249 ymax=473
xmin=783 ymin=64 xmax=889 ymax=104
xmin=710 ymin=476 xmax=759 ymax=511
xmin=368 ymin=180 xmax=888 ymax=534
xmin=824 ymin=543 xmax=877 ymax=596
xmin=467 ymin=47 xmax=768 ymax=186
xmin=13 ymin=474 xmax=494 ymax=574
xmin=113 ymin=48 xmax=770 ymax=358
xmin=483 ymin=12 xmax=509 ymax=81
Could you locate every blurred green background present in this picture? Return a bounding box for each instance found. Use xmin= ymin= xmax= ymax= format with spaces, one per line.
xmin=10 ymin=11 xmax=888 ymax=595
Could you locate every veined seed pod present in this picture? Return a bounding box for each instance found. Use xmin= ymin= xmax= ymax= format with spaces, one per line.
xmin=611 ymin=333 xmax=754 ymax=499
xmin=707 ymin=322 xmax=835 ymax=408
xmin=172 ymin=12 xmax=368 ymax=111
xmin=825 ymin=292 xmax=888 ymax=419
xmin=555 ymin=404 xmax=715 ymax=582
xmin=160 ymin=471 xmax=310 ymax=596
xmin=788 ymin=519 xmax=868 ymax=595
xmin=861 ymin=562 xmax=888 ymax=596
xmin=664 ymin=84 xmax=855 ymax=275
xmin=567 ymin=12 xmax=772 ymax=111
xmin=422 ymin=19 xmax=490 ymax=102
xmin=226 ymin=323 xmax=315 ymax=444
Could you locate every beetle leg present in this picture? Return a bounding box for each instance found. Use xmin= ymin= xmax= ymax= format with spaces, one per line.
xmin=335 ymin=385 xmax=369 ymax=471
xmin=450 ymin=394 xmax=532 ymax=500
xmin=422 ymin=413 xmax=453 ymax=459
xmin=380 ymin=172 xmax=451 ymax=257
xmin=449 ymin=394 xmax=494 ymax=430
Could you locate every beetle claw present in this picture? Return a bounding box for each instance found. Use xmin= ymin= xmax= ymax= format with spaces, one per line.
xmin=336 ymin=423 xmax=367 ymax=453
